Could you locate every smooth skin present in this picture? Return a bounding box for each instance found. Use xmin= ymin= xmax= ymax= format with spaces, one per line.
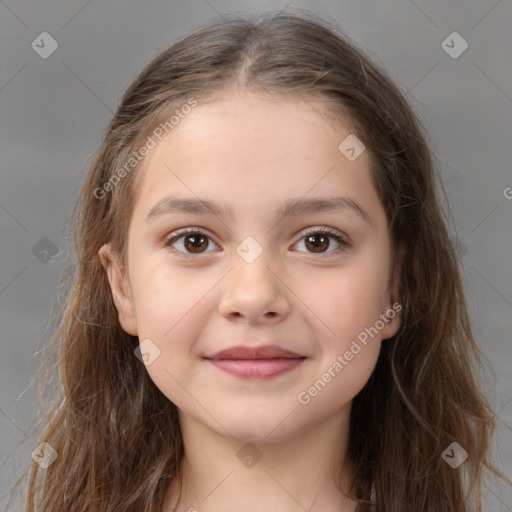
xmin=100 ymin=87 xmax=402 ymax=512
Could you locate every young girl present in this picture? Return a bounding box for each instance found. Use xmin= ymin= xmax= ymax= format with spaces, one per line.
xmin=9 ymin=10 xmax=508 ymax=512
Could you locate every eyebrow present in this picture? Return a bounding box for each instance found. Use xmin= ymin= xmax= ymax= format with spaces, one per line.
xmin=144 ymin=194 xmax=373 ymax=226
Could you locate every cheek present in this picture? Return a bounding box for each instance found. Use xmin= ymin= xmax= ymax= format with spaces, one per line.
xmin=304 ymin=257 xmax=390 ymax=344
xmin=297 ymin=255 xmax=388 ymax=398
xmin=294 ymin=261 xmax=387 ymax=414
xmin=295 ymin=342 xmax=381 ymax=425
xmin=129 ymin=259 xmax=213 ymax=401
xmin=132 ymin=256 xmax=206 ymax=334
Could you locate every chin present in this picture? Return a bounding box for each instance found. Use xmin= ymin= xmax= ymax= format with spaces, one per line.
xmin=214 ymin=407 xmax=309 ymax=445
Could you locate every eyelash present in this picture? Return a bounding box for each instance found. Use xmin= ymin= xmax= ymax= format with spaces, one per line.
xmin=163 ymin=226 xmax=349 ymax=258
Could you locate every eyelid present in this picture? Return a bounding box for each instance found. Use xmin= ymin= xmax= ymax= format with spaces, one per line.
xmin=298 ymin=226 xmax=348 ymax=242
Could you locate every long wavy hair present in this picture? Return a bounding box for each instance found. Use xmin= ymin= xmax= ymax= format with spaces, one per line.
xmin=7 ymin=10 xmax=508 ymax=512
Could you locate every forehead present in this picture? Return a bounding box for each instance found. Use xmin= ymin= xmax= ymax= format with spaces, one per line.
xmin=130 ymin=91 xmax=383 ymax=226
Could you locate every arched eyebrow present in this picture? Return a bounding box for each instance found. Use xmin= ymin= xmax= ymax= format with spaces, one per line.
xmin=144 ymin=194 xmax=373 ymax=227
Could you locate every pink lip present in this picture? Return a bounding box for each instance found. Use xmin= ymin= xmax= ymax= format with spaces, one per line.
xmin=208 ymin=345 xmax=302 ymax=360
xmin=205 ymin=344 xmax=306 ymax=379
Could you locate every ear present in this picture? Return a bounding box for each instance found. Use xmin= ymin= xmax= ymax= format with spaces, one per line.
xmin=380 ymin=254 xmax=403 ymax=340
xmin=98 ymin=243 xmax=138 ymax=336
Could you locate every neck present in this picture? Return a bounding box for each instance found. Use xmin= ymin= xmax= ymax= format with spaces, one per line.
xmin=163 ymin=407 xmax=359 ymax=512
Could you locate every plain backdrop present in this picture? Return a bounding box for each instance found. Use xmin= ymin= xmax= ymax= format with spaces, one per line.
xmin=1 ymin=0 xmax=511 ymax=510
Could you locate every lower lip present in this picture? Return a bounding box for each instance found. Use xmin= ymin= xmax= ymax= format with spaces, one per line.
xmin=207 ymin=358 xmax=305 ymax=379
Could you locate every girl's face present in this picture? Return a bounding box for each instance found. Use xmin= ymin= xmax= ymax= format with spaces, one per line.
xmin=101 ymin=89 xmax=401 ymax=442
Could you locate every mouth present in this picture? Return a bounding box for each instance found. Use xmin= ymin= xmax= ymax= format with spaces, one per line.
xmin=204 ymin=344 xmax=306 ymax=379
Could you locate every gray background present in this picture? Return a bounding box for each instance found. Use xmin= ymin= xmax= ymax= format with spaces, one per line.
xmin=1 ymin=0 xmax=511 ymax=510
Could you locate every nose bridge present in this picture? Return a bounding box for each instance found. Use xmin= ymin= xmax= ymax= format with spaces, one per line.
xmin=231 ymin=234 xmax=276 ymax=290
xmin=219 ymin=235 xmax=289 ymax=322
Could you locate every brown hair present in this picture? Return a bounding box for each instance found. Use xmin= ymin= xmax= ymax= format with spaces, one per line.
xmin=7 ymin=10 xmax=508 ymax=512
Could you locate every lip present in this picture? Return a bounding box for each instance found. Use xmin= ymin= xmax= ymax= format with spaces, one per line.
xmin=207 ymin=344 xmax=303 ymax=360
xmin=204 ymin=344 xmax=306 ymax=379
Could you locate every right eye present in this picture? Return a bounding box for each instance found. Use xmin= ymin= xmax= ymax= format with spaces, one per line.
xmin=163 ymin=228 xmax=221 ymax=257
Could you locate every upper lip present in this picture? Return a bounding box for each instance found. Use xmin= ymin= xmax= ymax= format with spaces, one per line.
xmin=206 ymin=345 xmax=304 ymax=360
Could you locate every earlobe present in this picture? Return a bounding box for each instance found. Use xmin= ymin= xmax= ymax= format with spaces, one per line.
xmin=98 ymin=243 xmax=139 ymax=336
xmin=381 ymin=263 xmax=403 ymax=340
xmin=380 ymin=296 xmax=402 ymax=340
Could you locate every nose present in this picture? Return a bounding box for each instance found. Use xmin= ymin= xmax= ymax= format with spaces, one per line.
xmin=218 ymin=247 xmax=291 ymax=325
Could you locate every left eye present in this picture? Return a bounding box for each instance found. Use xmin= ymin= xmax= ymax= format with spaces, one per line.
xmin=293 ymin=228 xmax=348 ymax=255
xmin=163 ymin=227 xmax=348 ymax=256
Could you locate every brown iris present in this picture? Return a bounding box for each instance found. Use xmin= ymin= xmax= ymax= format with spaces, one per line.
xmin=305 ymin=233 xmax=330 ymax=253
xmin=184 ymin=234 xmax=209 ymax=253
